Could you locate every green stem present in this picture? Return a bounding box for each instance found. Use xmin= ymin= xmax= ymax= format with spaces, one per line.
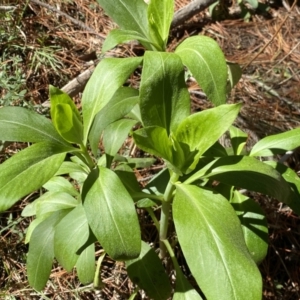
xmin=146 ymin=207 xmax=160 ymax=231
xmin=93 ymin=252 xmax=106 ymax=289
xmin=78 ymin=143 xmax=95 ymax=170
xmin=159 ymin=172 xmax=179 ymax=258
xmin=161 ymin=239 xmax=181 ymax=272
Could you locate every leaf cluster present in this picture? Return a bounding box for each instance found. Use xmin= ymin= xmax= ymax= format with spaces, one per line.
xmin=1 ymin=0 xmax=300 ymax=299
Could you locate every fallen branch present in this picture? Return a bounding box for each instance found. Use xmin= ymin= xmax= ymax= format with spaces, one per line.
xmin=0 ymin=6 xmax=17 ymax=11
xmin=172 ymin=0 xmax=217 ymax=28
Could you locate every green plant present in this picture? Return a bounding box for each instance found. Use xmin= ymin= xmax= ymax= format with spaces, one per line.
xmin=209 ymin=0 xmax=270 ymax=21
xmin=1 ymin=0 xmax=300 ymax=299
xmin=0 ymin=54 xmax=27 ymax=106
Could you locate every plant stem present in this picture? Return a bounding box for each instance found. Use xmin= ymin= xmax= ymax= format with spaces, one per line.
xmin=159 ymin=172 xmax=179 ymax=258
xmin=93 ymin=252 xmax=106 ymax=289
xmin=161 ymin=239 xmax=181 ymax=272
xmin=79 ymin=143 xmax=95 ymax=170
xmin=146 ymin=207 xmax=160 ymax=231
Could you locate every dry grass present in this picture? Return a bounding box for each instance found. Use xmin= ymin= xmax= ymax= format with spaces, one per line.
xmin=1 ymin=0 xmax=300 ymax=299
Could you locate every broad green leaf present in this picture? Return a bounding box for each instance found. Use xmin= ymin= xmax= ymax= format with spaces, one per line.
xmin=264 ymin=161 xmax=300 ymax=215
xmin=82 ymin=58 xmax=142 ymax=144
xmin=43 ymin=176 xmax=79 ymax=197
xmin=23 ymin=191 xmax=78 ymax=242
xmin=27 ymin=210 xmax=69 ymax=291
xmin=51 ymin=103 xmax=83 ymax=144
xmin=96 ymin=0 xmax=149 ymax=40
xmin=173 ymin=184 xmax=262 ymax=299
xmin=147 ymin=0 xmax=174 ymax=50
xmin=50 ymin=85 xmax=81 ymax=121
xmin=126 ymin=103 xmax=142 ymax=123
xmin=76 ymin=243 xmax=95 ymax=284
xmin=36 ymin=191 xmax=78 ymax=217
xmin=200 ymin=156 xmax=295 ymax=210
xmin=0 ymin=106 xmax=70 ymax=146
xmin=140 ymin=51 xmax=190 ymax=135
xmin=24 ymin=217 xmax=48 ymax=244
xmin=0 ymin=142 xmax=71 ymax=212
xmin=250 ymin=128 xmax=300 ymax=156
xmin=54 ymin=205 xmax=89 ymax=271
xmin=203 ymin=141 xmax=228 ymax=157
xmin=133 ymin=126 xmax=173 ymax=162
xmin=231 ymin=191 xmax=268 ymax=264
xmin=49 ymin=85 xmax=83 ymax=144
xmin=83 ymin=167 xmax=141 ymax=260
xmin=175 ymin=104 xmax=241 ymax=172
xmin=88 ymin=86 xmax=139 ymax=155
xmin=55 ymin=161 xmax=89 ymax=176
xmin=229 ymin=125 xmax=247 ymax=155
xmin=114 ymin=164 xmax=142 ymax=195
xmin=144 ymin=168 xmax=170 ymax=196
xmin=126 ymin=241 xmax=172 ymax=300
xmin=102 ymin=29 xmax=156 ymax=53
xmin=103 ymin=118 xmax=137 ymax=166
xmin=175 ymin=36 xmax=228 ymax=105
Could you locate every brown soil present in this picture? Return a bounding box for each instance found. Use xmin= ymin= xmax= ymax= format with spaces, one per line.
xmin=1 ymin=0 xmax=300 ymax=299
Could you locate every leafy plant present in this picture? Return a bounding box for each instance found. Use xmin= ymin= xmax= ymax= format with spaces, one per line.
xmin=1 ymin=0 xmax=300 ymax=299
xmin=209 ymin=0 xmax=270 ymax=21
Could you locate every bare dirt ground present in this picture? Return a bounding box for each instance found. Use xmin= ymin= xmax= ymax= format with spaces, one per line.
xmin=1 ymin=0 xmax=300 ymax=299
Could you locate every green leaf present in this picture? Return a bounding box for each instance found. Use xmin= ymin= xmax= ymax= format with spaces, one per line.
xmin=245 ymin=0 xmax=259 ymax=9
xmin=114 ymin=164 xmax=142 ymax=195
xmin=144 ymin=168 xmax=170 ymax=196
xmin=88 ymin=85 xmax=139 ymax=155
xmin=140 ymin=51 xmax=190 ymax=135
xmin=200 ymin=156 xmax=294 ymax=209
xmin=83 ymin=167 xmax=141 ymax=260
xmin=76 ymin=243 xmax=95 ymax=284
xmin=0 ymin=106 xmax=70 ymax=146
xmin=231 ymin=191 xmax=268 ymax=264
xmin=229 ymin=125 xmax=247 ymax=155
xmin=175 ymin=36 xmax=228 ymax=105
xmin=36 ymin=191 xmax=79 ymax=218
xmin=27 ymin=210 xmax=69 ymax=291
xmin=52 ymin=103 xmax=83 ymax=144
xmin=102 ymin=29 xmax=156 ymax=53
xmin=103 ymin=119 xmax=137 ymax=166
xmin=175 ymin=104 xmax=241 ymax=172
xmin=264 ymin=161 xmax=300 ymax=215
xmin=24 ymin=217 xmax=47 ymax=244
xmin=55 ymin=161 xmax=89 ymax=176
xmin=0 ymin=142 xmax=70 ymax=212
xmin=54 ymin=204 xmax=89 ymax=271
xmin=147 ymin=0 xmax=174 ymax=50
xmin=119 ymin=157 xmax=156 ymax=169
xmin=126 ymin=241 xmax=172 ymax=300
xmin=173 ymin=184 xmax=262 ymax=299
xmin=250 ymin=128 xmax=300 ymax=156
xmin=43 ymin=176 xmax=79 ymax=197
xmin=82 ymin=58 xmax=142 ymax=144
xmin=133 ymin=126 xmax=173 ymax=162
xmin=96 ymin=0 xmax=149 ymax=40
xmin=227 ymin=62 xmax=242 ymax=92
xmin=50 ymin=85 xmax=83 ymax=144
